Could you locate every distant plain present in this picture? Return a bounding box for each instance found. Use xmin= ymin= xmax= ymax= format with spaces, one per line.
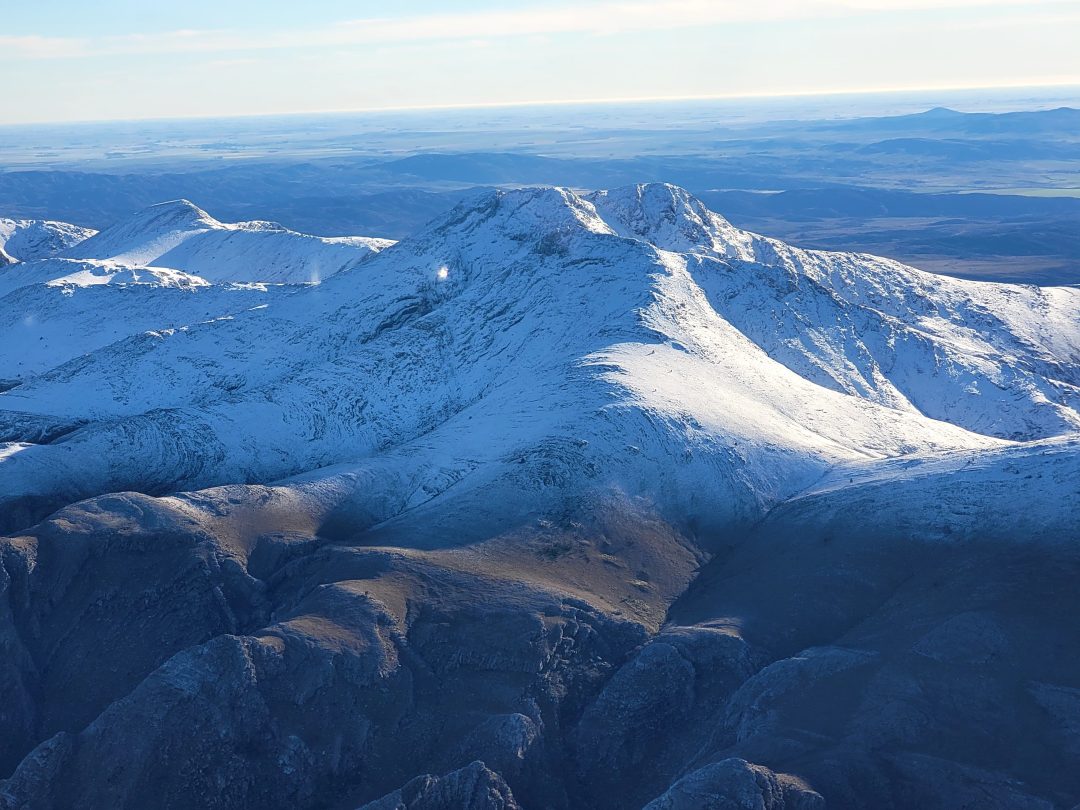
xmin=2 ymin=85 xmax=1078 ymax=284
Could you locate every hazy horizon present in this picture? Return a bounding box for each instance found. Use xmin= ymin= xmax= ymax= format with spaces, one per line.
xmin=4 ymin=0 xmax=1079 ymax=125
xmin=1 ymin=81 xmax=1079 ymax=131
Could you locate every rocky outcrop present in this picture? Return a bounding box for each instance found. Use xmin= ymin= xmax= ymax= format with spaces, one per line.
xmin=641 ymin=759 xmax=824 ymax=810
xmin=358 ymin=761 xmax=520 ymax=810
xmin=572 ymin=626 xmax=755 ymax=808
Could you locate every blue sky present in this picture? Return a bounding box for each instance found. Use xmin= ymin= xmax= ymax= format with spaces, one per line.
xmin=2 ymin=0 xmax=1079 ymax=124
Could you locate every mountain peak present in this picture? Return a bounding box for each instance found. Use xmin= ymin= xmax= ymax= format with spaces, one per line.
xmin=588 ymin=183 xmax=755 ymax=259
xmin=499 ymin=186 xmax=614 ymax=235
xmin=920 ymin=106 xmax=963 ymax=118
xmin=427 ymin=186 xmax=613 ymax=242
xmin=61 ymin=199 xmax=220 ymax=265
xmin=132 ymin=199 xmax=219 ymax=229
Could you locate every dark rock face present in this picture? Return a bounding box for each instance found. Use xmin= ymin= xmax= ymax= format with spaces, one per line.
xmin=0 ymin=494 xmax=661 ymax=809
xmin=571 ymin=627 xmax=755 ymax=809
xmin=358 ymin=761 xmax=521 ymax=810
xmin=2 ymin=486 xmax=1080 ymax=810
xmin=641 ymin=759 xmax=824 ymax=810
xmin=0 ymin=493 xmax=265 ymax=777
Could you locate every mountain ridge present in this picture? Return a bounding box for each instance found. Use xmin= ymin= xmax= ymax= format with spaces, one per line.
xmin=61 ymin=198 xmax=393 ymax=282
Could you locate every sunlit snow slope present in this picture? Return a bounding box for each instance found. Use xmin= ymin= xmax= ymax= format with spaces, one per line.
xmin=0 ymin=217 xmax=95 ymax=263
xmin=61 ymin=199 xmax=394 ymax=283
xmin=0 ymin=204 xmax=393 ymax=384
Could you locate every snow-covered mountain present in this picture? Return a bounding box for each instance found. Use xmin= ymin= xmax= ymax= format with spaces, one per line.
xmin=1 ymin=184 xmax=1078 ymax=810
xmin=2 ymin=184 xmax=1077 ymax=532
xmin=62 ymin=199 xmax=393 ymax=283
xmin=590 ymin=184 xmax=1080 ymax=439
xmin=0 ymin=217 xmax=96 ymax=262
xmin=0 ymin=263 xmax=286 ymax=380
xmin=0 ymin=204 xmax=394 ymax=384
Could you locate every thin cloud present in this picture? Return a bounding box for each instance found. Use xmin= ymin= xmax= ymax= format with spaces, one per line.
xmin=0 ymin=34 xmax=87 ymax=59
xmin=2 ymin=0 xmax=1076 ymax=60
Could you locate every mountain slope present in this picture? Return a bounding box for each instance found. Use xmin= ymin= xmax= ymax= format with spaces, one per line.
xmin=0 ymin=264 xmax=286 ymax=380
xmin=592 ymin=183 xmax=1080 ymax=439
xmin=0 ymin=202 xmax=395 ymax=383
xmin=0 ymin=218 xmax=95 ymax=262
xmin=62 ymin=200 xmax=393 ymax=282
